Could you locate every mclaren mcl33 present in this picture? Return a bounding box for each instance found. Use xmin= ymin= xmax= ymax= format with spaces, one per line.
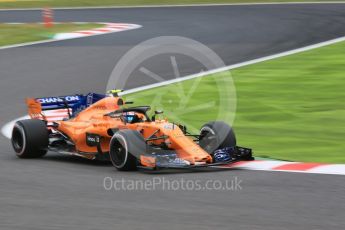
xmin=11 ymin=90 xmax=253 ymax=171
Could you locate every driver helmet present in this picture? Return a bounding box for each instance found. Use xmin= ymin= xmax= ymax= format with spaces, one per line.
xmin=123 ymin=112 xmax=137 ymax=123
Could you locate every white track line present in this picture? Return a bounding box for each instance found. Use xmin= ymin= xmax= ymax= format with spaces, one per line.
xmin=0 ymin=38 xmax=60 ymax=50
xmin=308 ymin=164 xmax=345 ymax=175
xmin=215 ymin=160 xmax=345 ymax=175
xmin=1 ymin=2 xmax=345 ymax=11
xmin=1 ymin=116 xmax=28 ymax=139
xmin=0 ymin=22 xmax=142 ymax=50
xmin=1 ymin=109 xmax=69 ymax=139
xmin=122 ymin=35 xmax=345 ymax=95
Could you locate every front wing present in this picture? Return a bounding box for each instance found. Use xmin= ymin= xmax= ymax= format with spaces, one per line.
xmin=138 ymin=147 xmax=254 ymax=170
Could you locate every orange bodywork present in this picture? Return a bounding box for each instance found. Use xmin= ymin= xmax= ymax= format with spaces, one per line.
xmin=27 ymin=96 xmax=212 ymax=166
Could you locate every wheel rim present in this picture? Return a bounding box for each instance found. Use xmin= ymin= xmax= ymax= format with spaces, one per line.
xmin=11 ymin=126 xmax=25 ymax=154
xmin=110 ymin=135 xmax=128 ymax=168
xmin=199 ymin=127 xmax=219 ymax=153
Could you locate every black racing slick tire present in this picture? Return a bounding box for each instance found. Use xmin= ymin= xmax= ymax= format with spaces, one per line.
xmin=199 ymin=121 xmax=236 ymax=154
xmin=109 ymin=130 xmax=146 ymax=171
xmin=11 ymin=119 xmax=49 ymax=158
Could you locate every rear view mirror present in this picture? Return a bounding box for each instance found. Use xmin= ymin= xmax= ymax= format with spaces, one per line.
xmin=152 ymin=110 xmax=164 ymax=121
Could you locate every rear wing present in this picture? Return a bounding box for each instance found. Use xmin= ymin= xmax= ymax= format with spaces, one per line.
xmin=26 ymin=93 xmax=105 ymax=121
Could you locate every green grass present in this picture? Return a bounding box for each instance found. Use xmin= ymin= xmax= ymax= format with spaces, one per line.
xmin=125 ymin=41 xmax=345 ymax=163
xmin=0 ymin=23 xmax=100 ymax=47
xmin=0 ymin=0 xmax=342 ymax=9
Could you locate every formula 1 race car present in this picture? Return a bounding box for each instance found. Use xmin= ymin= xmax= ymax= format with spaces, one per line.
xmin=11 ymin=90 xmax=253 ymax=171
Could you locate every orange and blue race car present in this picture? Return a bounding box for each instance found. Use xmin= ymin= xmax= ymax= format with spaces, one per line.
xmin=11 ymin=90 xmax=253 ymax=171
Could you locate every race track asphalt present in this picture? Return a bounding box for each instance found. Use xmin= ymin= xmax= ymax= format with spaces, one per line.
xmin=0 ymin=4 xmax=344 ymax=230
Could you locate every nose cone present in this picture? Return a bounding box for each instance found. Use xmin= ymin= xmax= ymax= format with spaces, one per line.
xmin=160 ymin=123 xmax=213 ymax=165
xmin=177 ymin=141 xmax=213 ymax=164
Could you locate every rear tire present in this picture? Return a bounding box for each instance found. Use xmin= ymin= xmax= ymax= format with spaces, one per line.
xmin=199 ymin=121 xmax=236 ymax=154
xmin=109 ymin=130 xmax=146 ymax=171
xmin=11 ymin=119 xmax=49 ymax=158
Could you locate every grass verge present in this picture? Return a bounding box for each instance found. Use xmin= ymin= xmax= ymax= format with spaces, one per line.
xmin=0 ymin=0 xmax=342 ymax=9
xmin=125 ymin=41 xmax=345 ymax=163
xmin=0 ymin=23 xmax=101 ymax=47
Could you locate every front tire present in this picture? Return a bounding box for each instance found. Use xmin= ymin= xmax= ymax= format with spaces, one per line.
xmin=11 ymin=119 xmax=49 ymax=158
xmin=109 ymin=130 xmax=146 ymax=171
xmin=199 ymin=121 xmax=236 ymax=154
